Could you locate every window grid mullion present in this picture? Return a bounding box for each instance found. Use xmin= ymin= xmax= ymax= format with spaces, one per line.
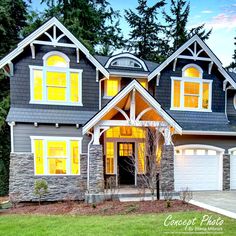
xmin=44 ymin=140 xmax=48 ymax=175
xmin=66 ymin=69 xmax=70 ymax=103
xmin=199 ymin=82 xmax=203 ymax=109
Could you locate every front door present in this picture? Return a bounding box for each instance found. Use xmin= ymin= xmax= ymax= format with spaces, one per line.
xmin=118 ymin=142 xmax=135 ymax=185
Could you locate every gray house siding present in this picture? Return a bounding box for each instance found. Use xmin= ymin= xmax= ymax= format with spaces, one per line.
xmin=155 ymin=59 xmax=225 ymax=112
xmin=13 ymin=123 xmax=90 ymax=153
xmin=11 ymin=43 xmax=99 ymax=112
xmin=174 ymin=134 xmax=236 ymax=151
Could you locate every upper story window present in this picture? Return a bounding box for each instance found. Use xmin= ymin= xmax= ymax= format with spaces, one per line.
xmin=111 ymin=58 xmax=142 ymax=68
xmin=30 ymin=51 xmax=83 ymax=106
xmin=104 ymin=78 xmax=120 ymax=98
xmin=171 ymin=64 xmax=212 ymax=111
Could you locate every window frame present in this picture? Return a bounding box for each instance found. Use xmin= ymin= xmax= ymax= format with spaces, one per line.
xmin=31 ymin=136 xmax=82 ymax=176
xmin=171 ymin=65 xmax=212 ymax=112
xmin=103 ymin=78 xmax=121 ymax=98
xmin=29 ymin=51 xmax=83 ymax=106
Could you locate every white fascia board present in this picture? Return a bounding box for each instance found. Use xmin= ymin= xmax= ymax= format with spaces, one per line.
xmin=148 ymin=35 xmax=236 ymax=89
xmin=109 ymin=72 xmax=149 ymax=78
xmin=82 ymin=80 xmax=182 ymax=134
xmin=0 ymin=17 xmax=109 ymax=78
xmin=182 ymin=130 xmax=236 ymax=136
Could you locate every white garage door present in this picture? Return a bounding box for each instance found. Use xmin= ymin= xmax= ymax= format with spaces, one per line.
xmin=174 ymin=146 xmax=223 ymax=191
xmin=230 ymin=152 xmax=236 ymax=190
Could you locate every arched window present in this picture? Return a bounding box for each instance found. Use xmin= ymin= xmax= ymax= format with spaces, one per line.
xmin=171 ymin=64 xmax=212 ymax=111
xmin=111 ymin=58 xmax=142 ymax=68
xmin=30 ymin=51 xmax=83 ymax=106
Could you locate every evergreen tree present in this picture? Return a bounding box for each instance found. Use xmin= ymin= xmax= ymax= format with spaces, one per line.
xmin=0 ymin=0 xmax=28 ymax=196
xmin=40 ymin=0 xmax=124 ymax=54
xmin=125 ymin=0 xmax=168 ymax=62
xmin=163 ymin=0 xmax=212 ymax=52
xmin=227 ymin=37 xmax=236 ymax=71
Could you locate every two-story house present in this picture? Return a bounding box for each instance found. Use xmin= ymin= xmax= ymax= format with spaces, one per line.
xmin=1 ymin=18 xmax=236 ymax=202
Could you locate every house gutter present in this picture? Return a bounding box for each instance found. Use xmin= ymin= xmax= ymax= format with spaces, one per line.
xmin=87 ymin=131 xmax=94 ymax=192
xmin=99 ymin=77 xmax=108 ymax=110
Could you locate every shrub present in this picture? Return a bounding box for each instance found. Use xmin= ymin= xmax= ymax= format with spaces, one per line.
xmin=179 ymin=187 xmax=193 ymax=204
xmin=34 ymin=179 xmax=48 ymax=205
xmin=92 ymin=203 xmax=96 ymax=209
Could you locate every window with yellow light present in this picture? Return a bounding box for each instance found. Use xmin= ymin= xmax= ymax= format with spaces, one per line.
xmin=105 ymin=79 xmax=120 ymax=97
xmin=172 ymin=65 xmax=211 ymax=110
xmin=33 ymin=138 xmax=80 ymax=175
xmin=31 ymin=52 xmax=81 ymax=105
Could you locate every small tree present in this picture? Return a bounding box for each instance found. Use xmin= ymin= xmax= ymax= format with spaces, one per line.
xmin=125 ymin=127 xmax=161 ymax=201
xmin=34 ymin=179 xmax=49 ymax=205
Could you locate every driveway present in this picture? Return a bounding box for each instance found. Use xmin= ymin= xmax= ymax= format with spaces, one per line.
xmin=192 ymin=191 xmax=236 ymax=214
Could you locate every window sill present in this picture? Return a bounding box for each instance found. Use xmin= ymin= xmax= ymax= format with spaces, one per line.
xmin=30 ymin=100 xmax=83 ymax=107
xmin=170 ymin=107 xmax=212 ymax=112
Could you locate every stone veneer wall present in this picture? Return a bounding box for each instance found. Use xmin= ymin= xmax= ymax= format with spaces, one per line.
xmin=160 ymin=145 xmax=174 ymax=191
xmin=223 ymin=154 xmax=230 ymax=190
xmin=88 ymin=145 xmax=104 ymax=193
xmin=9 ymin=153 xmax=87 ymax=201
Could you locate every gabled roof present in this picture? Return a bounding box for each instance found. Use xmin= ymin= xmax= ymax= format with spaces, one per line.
xmin=0 ymin=17 xmax=109 ymax=78
xmin=148 ymin=35 xmax=236 ymax=88
xmin=82 ymin=80 xmax=182 ymax=134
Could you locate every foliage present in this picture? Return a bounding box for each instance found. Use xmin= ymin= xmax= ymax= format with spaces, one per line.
xmin=179 ymin=187 xmax=193 ymax=204
xmin=163 ymin=0 xmax=212 ymax=52
xmin=34 ymin=179 xmax=49 ymax=205
xmin=125 ymin=0 xmax=168 ymax=62
xmin=40 ymin=0 xmax=124 ymax=54
xmin=227 ymin=37 xmax=236 ymax=71
xmin=0 ymin=0 xmax=28 ymax=196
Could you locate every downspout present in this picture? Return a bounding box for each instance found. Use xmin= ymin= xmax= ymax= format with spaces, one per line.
xmin=87 ymin=131 xmax=94 ymax=193
xmin=99 ymin=77 xmax=108 ymax=110
xmin=8 ymin=122 xmax=15 ymax=153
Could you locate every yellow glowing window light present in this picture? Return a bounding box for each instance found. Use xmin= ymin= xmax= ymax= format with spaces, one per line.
xmin=106 ymin=142 xmax=114 ymax=174
xmin=46 ymin=55 xmax=67 ymax=67
xmin=183 ymin=67 xmax=201 ymax=78
xmin=46 ymin=71 xmax=67 ymax=101
xmin=184 ymin=82 xmax=200 ymax=108
xmin=106 ymin=79 xmax=119 ymax=97
xmin=70 ymin=141 xmax=79 ymax=174
xmin=202 ymin=83 xmax=209 ymax=109
xmin=106 ymin=127 xmax=145 ymax=139
xmin=33 ymin=70 xmax=43 ymax=101
xmin=47 ymin=141 xmax=67 ymax=174
xmin=70 ymin=72 xmax=79 ymax=102
xmin=139 ymin=80 xmax=148 ymax=89
xmin=173 ymin=80 xmax=180 ymax=108
xmin=34 ymin=140 xmax=44 ymax=174
xmin=119 ymin=143 xmax=133 ymax=156
xmin=138 ymin=143 xmax=145 ymax=174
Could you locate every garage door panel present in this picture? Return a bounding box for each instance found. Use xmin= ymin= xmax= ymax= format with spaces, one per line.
xmin=174 ymin=153 xmax=221 ymax=191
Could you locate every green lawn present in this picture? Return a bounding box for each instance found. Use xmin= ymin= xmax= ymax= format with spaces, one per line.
xmin=0 ymin=211 xmax=236 ymax=236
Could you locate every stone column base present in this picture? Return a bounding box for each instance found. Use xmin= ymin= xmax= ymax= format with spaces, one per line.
xmin=85 ymin=193 xmax=105 ymax=204
xmin=223 ymin=154 xmax=230 ymax=190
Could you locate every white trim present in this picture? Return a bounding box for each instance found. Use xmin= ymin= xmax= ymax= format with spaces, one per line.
xmin=109 ymin=72 xmax=149 ymax=78
xmin=233 ymin=94 xmax=236 ymax=110
xmin=83 ymin=80 xmax=182 ymax=134
xmin=0 ymin=17 xmax=109 ymax=78
xmin=228 ymin=147 xmax=236 ymax=154
xmin=30 ymin=136 xmax=82 ymax=176
xmin=42 ymin=51 xmax=70 ymax=67
xmin=182 ymin=130 xmax=236 ymax=136
xmin=170 ymin=76 xmax=212 ymax=112
xmin=182 ymin=63 xmax=203 ymax=78
xmin=29 ymin=64 xmax=83 ymax=106
xmin=8 ymin=122 xmax=15 ymax=153
xmin=148 ymin=35 xmax=236 ymax=89
xmin=105 ymin=53 xmax=148 ymax=71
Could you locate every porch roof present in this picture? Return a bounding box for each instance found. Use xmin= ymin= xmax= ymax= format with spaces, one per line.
xmin=82 ymin=80 xmax=182 ymax=135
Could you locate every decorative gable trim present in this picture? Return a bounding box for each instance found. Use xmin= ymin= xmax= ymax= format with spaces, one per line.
xmin=0 ymin=17 xmax=109 ymax=78
xmin=82 ymin=80 xmax=182 ymax=134
xmin=148 ymin=35 xmax=236 ymax=89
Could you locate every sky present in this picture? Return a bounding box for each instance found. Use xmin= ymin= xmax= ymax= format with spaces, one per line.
xmin=31 ymin=0 xmax=236 ymax=66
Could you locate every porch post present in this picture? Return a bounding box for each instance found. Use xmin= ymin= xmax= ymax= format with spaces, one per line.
xmin=85 ymin=144 xmax=104 ymax=203
xmin=160 ymin=126 xmax=174 ymax=192
xmin=223 ymin=153 xmax=230 ymax=190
